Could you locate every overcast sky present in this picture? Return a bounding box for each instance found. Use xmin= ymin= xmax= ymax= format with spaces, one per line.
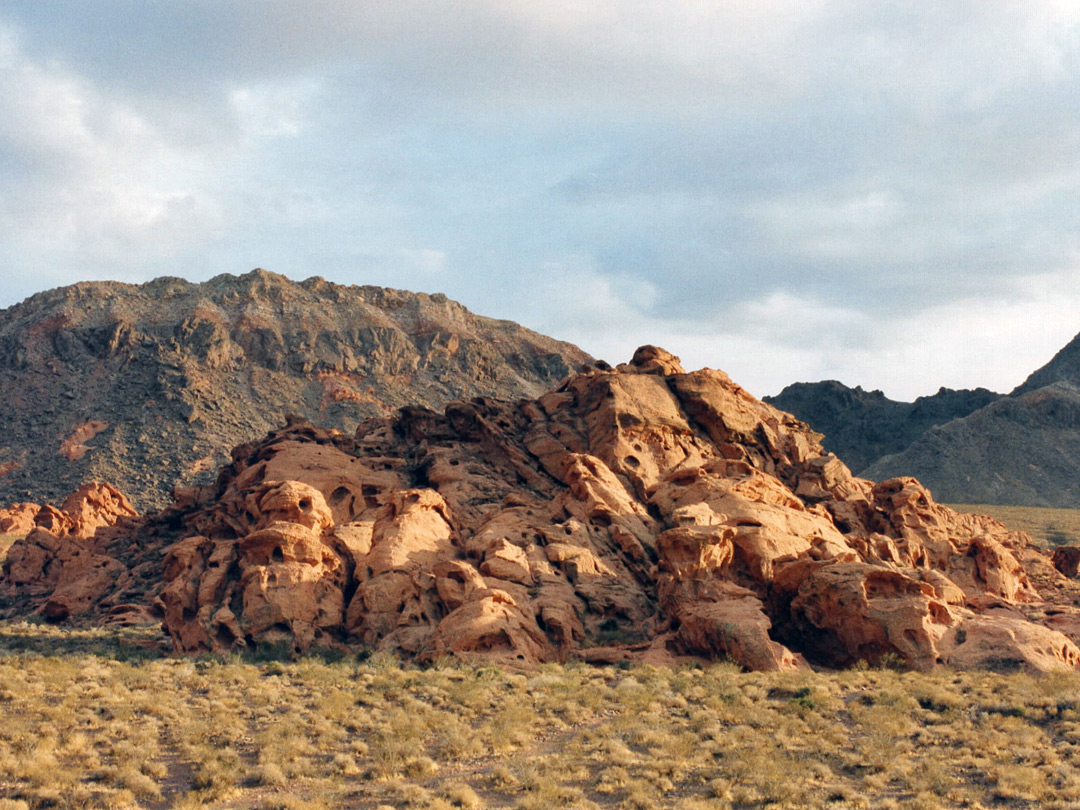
xmin=1 ymin=2 xmax=1077 ymax=399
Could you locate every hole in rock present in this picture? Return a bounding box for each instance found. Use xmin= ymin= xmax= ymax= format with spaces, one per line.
xmin=272 ymin=546 xmax=284 ymax=562
xmin=215 ymin=624 xmax=236 ymax=648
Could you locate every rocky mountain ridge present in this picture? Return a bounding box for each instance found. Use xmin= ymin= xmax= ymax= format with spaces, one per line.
xmin=0 ymin=270 xmax=590 ymax=511
xmin=4 ymin=346 xmax=1079 ymax=673
xmin=768 ymin=328 xmax=1080 ymax=507
xmin=764 ymin=381 xmax=999 ymax=473
xmin=1015 ymin=330 xmax=1080 ymax=395
xmin=864 ymin=330 xmax=1080 ymax=506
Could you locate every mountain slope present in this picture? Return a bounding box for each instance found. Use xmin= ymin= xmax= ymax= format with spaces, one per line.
xmin=0 ymin=270 xmax=590 ymax=510
xmin=764 ymin=381 xmax=999 ymax=473
xmin=864 ymin=380 xmax=1080 ymax=506
xmin=1014 ymin=331 xmax=1080 ymax=395
xmin=795 ymin=329 xmax=1080 ymax=507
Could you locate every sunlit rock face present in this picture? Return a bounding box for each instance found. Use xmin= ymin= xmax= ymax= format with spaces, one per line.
xmin=9 ymin=346 xmax=1080 ymax=673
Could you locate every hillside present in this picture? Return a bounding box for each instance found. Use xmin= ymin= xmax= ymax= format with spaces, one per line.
xmin=1014 ymin=329 xmax=1080 ymax=394
xmin=764 ymin=381 xmax=998 ymax=473
xmin=865 ymin=381 xmax=1080 ymax=505
xmin=769 ymin=329 xmax=1080 ymax=508
xmin=863 ymin=330 xmax=1080 ymax=506
xmin=0 ymin=270 xmax=590 ymax=510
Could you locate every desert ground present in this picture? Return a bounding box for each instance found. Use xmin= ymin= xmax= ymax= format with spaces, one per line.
xmin=3 ymin=619 xmax=1080 ymax=810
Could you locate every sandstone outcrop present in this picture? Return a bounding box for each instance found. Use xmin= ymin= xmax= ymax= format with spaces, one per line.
xmin=1 ymin=483 xmax=139 ymax=621
xmin=1053 ymin=546 xmax=1080 ymax=578
xmin=6 ymin=347 xmax=1078 ymax=673
xmin=0 ymin=503 xmax=39 ymax=536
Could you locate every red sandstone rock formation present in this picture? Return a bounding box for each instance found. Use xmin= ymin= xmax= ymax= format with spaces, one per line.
xmin=1 ymin=482 xmax=139 ymax=621
xmin=0 ymin=503 xmax=40 ymax=536
xmin=6 ymin=347 xmax=1079 ymax=673
xmin=59 ymin=420 xmax=110 ymax=462
xmin=1053 ymin=546 xmax=1080 ymax=578
xmin=144 ymin=346 xmax=1076 ymax=672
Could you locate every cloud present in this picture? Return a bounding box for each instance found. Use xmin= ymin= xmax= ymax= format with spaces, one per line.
xmin=0 ymin=23 xmax=228 ymax=294
xmin=503 ymin=260 xmax=1080 ymax=401
xmin=228 ymin=78 xmax=322 ymax=141
xmin=0 ymin=3 xmax=1077 ymax=400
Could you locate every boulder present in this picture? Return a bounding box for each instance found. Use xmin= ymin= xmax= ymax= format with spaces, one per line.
xmin=160 ymin=482 xmax=349 ymax=653
xmin=939 ymin=612 xmax=1080 ymax=673
xmin=0 ymin=503 xmax=40 ymax=536
xmin=1 ymin=483 xmax=138 ymax=618
xmin=1053 ymin=546 xmax=1080 ymax=578
xmin=777 ymin=560 xmax=956 ymax=670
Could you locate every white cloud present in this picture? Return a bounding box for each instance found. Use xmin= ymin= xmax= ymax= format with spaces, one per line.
xmin=0 ymin=3 xmax=1077 ymax=404
xmin=228 ymin=78 xmax=321 ymax=141
xmin=397 ymin=248 xmax=447 ymax=275
xmin=506 ymin=258 xmax=1080 ymax=402
xmin=0 ymin=25 xmax=225 ymax=272
xmin=719 ymin=267 xmax=1080 ymax=400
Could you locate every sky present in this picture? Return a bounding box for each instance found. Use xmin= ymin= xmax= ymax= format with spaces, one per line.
xmin=0 ymin=2 xmax=1078 ymax=400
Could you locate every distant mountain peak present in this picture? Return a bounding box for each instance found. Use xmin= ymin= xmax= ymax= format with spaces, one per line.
xmin=764 ymin=381 xmax=998 ymax=473
xmin=1013 ymin=330 xmax=1080 ymax=395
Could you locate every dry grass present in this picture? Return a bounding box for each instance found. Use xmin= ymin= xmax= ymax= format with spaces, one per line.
xmin=947 ymin=503 xmax=1080 ymax=547
xmin=3 ymin=621 xmax=1080 ymax=808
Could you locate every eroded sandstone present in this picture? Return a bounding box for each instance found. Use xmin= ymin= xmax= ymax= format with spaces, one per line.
xmin=1 ymin=482 xmax=138 ymax=621
xmin=5 ymin=347 xmax=1078 ymax=673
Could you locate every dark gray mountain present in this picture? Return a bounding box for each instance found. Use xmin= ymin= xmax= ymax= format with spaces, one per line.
xmin=864 ymin=330 xmax=1080 ymax=506
xmin=0 ymin=270 xmax=591 ymax=510
xmin=764 ymin=381 xmax=999 ymax=474
xmin=1014 ymin=331 xmax=1080 ymax=395
xmin=864 ymin=381 xmax=1080 ymax=506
